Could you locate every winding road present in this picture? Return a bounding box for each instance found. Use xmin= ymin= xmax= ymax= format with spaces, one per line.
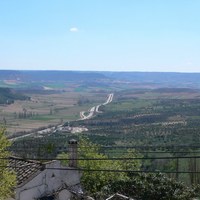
xmin=79 ymin=93 xmax=114 ymax=120
xmin=10 ymin=93 xmax=114 ymax=141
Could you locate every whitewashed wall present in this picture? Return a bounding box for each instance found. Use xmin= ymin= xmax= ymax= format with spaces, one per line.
xmin=15 ymin=161 xmax=81 ymax=200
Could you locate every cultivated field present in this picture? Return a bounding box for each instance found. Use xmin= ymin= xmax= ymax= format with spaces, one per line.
xmin=0 ymin=90 xmax=107 ymax=135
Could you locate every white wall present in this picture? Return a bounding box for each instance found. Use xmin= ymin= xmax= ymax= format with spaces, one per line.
xmin=15 ymin=161 xmax=81 ymax=200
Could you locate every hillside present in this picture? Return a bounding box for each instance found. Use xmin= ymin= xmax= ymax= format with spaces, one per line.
xmin=0 ymin=88 xmax=30 ymax=104
xmin=0 ymin=70 xmax=107 ymax=82
xmin=1 ymin=70 xmax=200 ymax=89
xmin=103 ymin=71 xmax=200 ymax=88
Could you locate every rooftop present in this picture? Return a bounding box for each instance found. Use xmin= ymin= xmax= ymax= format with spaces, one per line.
xmin=9 ymin=156 xmax=44 ymax=186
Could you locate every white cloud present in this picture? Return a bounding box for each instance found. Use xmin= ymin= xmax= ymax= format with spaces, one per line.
xmin=70 ymin=27 xmax=79 ymax=32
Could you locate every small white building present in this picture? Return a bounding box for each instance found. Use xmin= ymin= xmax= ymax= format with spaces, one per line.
xmin=9 ymin=157 xmax=82 ymax=200
xmin=106 ymin=193 xmax=134 ymax=200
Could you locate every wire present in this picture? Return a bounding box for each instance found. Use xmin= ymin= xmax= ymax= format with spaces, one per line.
xmin=101 ymin=151 xmax=200 ymax=154
xmin=8 ymin=148 xmax=200 ymax=154
xmin=98 ymin=145 xmax=200 ymax=149
xmin=43 ymin=168 xmax=200 ymax=174
xmin=0 ymin=164 xmax=41 ymax=168
xmin=1 ymin=155 xmax=200 ymax=161
xmin=2 ymin=165 xmax=200 ymax=174
xmin=0 ymin=163 xmax=200 ymax=174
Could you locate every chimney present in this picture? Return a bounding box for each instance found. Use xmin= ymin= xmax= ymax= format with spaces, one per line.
xmin=68 ymin=139 xmax=78 ymax=168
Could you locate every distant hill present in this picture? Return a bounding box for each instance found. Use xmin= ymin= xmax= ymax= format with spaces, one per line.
xmin=0 ymin=70 xmax=107 ymax=82
xmin=1 ymin=70 xmax=200 ymax=89
xmin=152 ymin=88 xmax=199 ymax=93
xmin=0 ymin=88 xmax=30 ymax=104
xmin=103 ymin=71 xmax=200 ymax=88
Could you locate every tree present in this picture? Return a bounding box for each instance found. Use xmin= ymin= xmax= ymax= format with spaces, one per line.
xmin=0 ymin=128 xmax=16 ymax=200
xmin=102 ymin=173 xmax=200 ymax=200
xmin=58 ymin=137 xmax=141 ymax=194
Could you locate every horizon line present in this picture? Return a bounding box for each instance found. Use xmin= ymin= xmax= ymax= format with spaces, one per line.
xmin=0 ymin=69 xmax=200 ymax=74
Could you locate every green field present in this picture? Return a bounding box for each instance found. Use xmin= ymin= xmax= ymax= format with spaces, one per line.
xmin=0 ymin=90 xmax=108 ymax=135
xmin=1 ymin=72 xmax=200 ymax=187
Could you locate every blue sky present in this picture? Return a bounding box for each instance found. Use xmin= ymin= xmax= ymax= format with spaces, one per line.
xmin=0 ymin=0 xmax=200 ymax=72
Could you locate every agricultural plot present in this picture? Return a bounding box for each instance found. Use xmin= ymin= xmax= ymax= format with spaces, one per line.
xmin=3 ymin=71 xmax=200 ymax=188
xmin=8 ymin=86 xmax=200 ymax=186
xmin=76 ymin=89 xmax=200 ymax=146
xmin=0 ymin=90 xmax=107 ymax=135
xmin=67 ymin=88 xmax=200 ymax=185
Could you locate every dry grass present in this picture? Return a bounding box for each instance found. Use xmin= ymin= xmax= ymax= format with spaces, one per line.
xmin=0 ymin=91 xmax=106 ymax=135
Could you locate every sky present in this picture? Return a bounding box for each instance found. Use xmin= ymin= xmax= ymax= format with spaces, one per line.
xmin=0 ymin=0 xmax=200 ymax=72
